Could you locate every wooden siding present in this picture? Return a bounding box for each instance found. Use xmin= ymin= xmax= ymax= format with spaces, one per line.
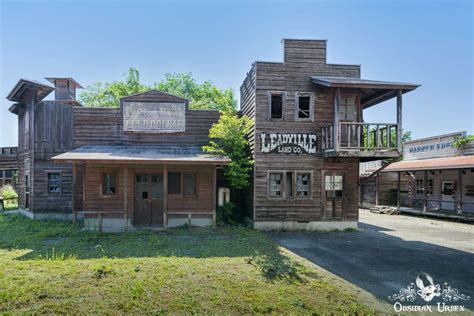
xmin=243 ymin=39 xmax=362 ymax=223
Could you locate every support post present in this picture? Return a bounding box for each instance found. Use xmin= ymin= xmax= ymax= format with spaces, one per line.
xmin=396 ymin=171 xmax=401 ymax=209
xmin=72 ymin=163 xmax=77 ymax=224
xmin=396 ymin=90 xmax=403 ymax=153
xmin=334 ymin=88 xmax=341 ymax=152
xmin=457 ymin=169 xmax=463 ymax=214
xmin=163 ymin=164 xmax=168 ymax=229
xmin=375 ymin=174 xmax=379 ymax=206
xmin=423 ymin=170 xmax=428 ymax=213
xmin=124 ymin=165 xmax=129 ymax=231
xmin=212 ymin=167 xmax=217 ymax=228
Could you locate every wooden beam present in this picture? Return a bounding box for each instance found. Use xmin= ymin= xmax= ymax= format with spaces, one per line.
xmin=163 ymin=164 xmax=168 ymax=229
xmin=124 ymin=165 xmax=129 ymax=231
xmin=397 ymin=171 xmax=401 ymax=209
xmin=334 ymin=88 xmax=341 ymax=151
xmin=72 ymin=163 xmax=77 ymax=224
xmin=396 ymin=90 xmax=403 ymax=153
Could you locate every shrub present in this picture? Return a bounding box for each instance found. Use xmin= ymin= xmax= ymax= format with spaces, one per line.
xmin=0 ymin=185 xmax=17 ymax=199
xmin=216 ymin=202 xmax=237 ymax=225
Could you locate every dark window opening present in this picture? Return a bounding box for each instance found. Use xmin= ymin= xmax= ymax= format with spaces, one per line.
xmin=270 ymin=94 xmax=283 ymax=119
xmin=102 ymin=173 xmax=117 ymax=196
xmin=298 ymin=96 xmax=311 ymax=119
xmin=168 ymin=172 xmax=181 ymax=194
xmin=184 ymin=173 xmax=197 ymax=195
xmin=285 ymin=172 xmax=293 ymax=198
xmin=142 ymin=191 xmax=148 ymax=199
xmin=47 ymin=173 xmax=61 ymax=193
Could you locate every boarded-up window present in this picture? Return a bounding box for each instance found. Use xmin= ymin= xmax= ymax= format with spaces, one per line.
xmin=269 ymin=94 xmax=283 ymax=119
xmin=184 ymin=173 xmax=197 ymax=195
xmin=47 ymin=173 xmax=61 ymax=193
xmin=269 ymin=173 xmax=283 ymax=197
xmin=102 ymin=173 xmax=116 ymax=196
xmin=296 ymin=173 xmax=311 ymax=198
xmin=168 ymin=172 xmax=181 ymax=194
xmin=325 ymin=175 xmax=343 ymax=197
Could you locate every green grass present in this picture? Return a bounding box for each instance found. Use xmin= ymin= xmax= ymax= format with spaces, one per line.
xmin=0 ymin=214 xmax=376 ymax=314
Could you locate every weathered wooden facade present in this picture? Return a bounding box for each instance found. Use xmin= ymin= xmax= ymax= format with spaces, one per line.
xmin=0 ymin=147 xmax=18 ymax=188
xmin=240 ymin=39 xmax=420 ymax=230
xmin=6 ymin=78 xmax=228 ymax=230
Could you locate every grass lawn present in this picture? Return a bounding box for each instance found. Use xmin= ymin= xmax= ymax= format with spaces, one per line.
xmin=0 ymin=214 xmax=377 ymax=314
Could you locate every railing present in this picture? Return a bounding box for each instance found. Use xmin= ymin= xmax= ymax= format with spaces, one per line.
xmin=322 ymin=122 xmax=399 ymax=151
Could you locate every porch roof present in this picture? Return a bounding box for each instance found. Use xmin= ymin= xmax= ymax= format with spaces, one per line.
xmin=52 ymin=145 xmax=231 ymax=165
xmin=310 ymin=76 xmax=420 ymax=109
xmin=382 ymin=156 xmax=474 ymax=172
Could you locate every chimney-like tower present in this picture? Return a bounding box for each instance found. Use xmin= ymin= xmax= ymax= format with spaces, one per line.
xmin=45 ymin=77 xmax=83 ymax=101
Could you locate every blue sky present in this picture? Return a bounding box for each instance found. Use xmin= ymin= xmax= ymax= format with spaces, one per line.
xmin=0 ymin=0 xmax=472 ymax=146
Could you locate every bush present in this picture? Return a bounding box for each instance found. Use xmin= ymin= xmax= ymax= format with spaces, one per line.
xmin=0 ymin=185 xmax=17 ymax=199
xmin=216 ymin=202 xmax=238 ymax=225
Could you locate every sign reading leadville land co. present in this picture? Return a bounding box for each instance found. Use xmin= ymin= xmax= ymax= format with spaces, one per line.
xmin=123 ymin=102 xmax=185 ymax=133
xmin=260 ymin=133 xmax=317 ymax=154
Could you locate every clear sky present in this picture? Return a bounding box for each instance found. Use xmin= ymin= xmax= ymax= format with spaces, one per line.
xmin=0 ymin=0 xmax=472 ymax=146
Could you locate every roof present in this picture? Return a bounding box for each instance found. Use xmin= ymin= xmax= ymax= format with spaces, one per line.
xmin=6 ymin=79 xmax=54 ymax=103
xmin=121 ymin=90 xmax=189 ymax=103
xmin=310 ymin=76 xmax=421 ymax=109
xmin=52 ymin=145 xmax=231 ymax=164
xmin=45 ymin=77 xmax=84 ymax=89
xmin=383 ymin=156 xmax=474 ymax=172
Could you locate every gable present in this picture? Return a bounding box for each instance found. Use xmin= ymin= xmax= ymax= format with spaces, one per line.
xmin=120 ymin=90 xmax=189 ymax=105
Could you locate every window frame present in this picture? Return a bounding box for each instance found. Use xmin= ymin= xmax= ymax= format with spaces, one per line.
xmin=46 ymin=171 xmax=62 ymax=194
xmin=268 ymin=171 xmax=284 ymax=199
xmin=295 ymin=172 xmax=312 ymax=199
xmin=267 ymin=91 xmax=286 ymax=120
xmin=415 ymin=178 xmax=424 ymax=195
xmin=324 ymin=174 xmax=344 ymax=199
xmin=183 ymin=173 xmax=198 ymax=196
xmin=101 ymin=172 xmax=118 ymax=198
xmin=339 ymin=93 xmax=359 ymax=122
xmin=267 ymin=170 xmax=313 ymax=200
xmin=295 ymin=92 xmax=315 ymax=121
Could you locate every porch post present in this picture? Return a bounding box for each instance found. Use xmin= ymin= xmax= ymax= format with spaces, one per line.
xmin=123 ymin=165 xmax=129 ymax=231
xmin=212 ymin=166 xmax=217 ymax=228
xmin=72 ymin=163 xmax=77 ymax=224
xmin=396 ymin=171 xmax=401 ymax=209
xmin=334 ymin=88 xmax=341 ymax=151
xmin=163 ymin=164 xmax=168 ymax=229
xmin=375 ymin=174 xmax=379 ymax=206
xmin=423 ymin=170 xmax=428 ymax=213
xmin=457 ymin=169 xmax=463 ymax=214
xmin=396 ymin=90 xmax=403 ymax=153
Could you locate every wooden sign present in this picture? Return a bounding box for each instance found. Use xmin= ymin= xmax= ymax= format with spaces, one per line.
xmin=260 ymin=133 xmax=317 ymax=154
xmin=403 ymin=132 xmax=465 ymax=161
xmin=123 ymin=102 xmax=185 ymax=133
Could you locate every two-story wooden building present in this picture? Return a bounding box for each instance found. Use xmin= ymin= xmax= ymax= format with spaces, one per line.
xmin=240 ymin=39 xmax=420 ymax=230
xmin=6 ymin=78 xmax=229 ymax=231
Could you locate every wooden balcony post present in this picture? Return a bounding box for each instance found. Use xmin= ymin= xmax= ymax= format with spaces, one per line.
xmin=396 ymin=90 xmax=403 ymax=153
xmin=334 ymin=88 xmax=341 ymax=151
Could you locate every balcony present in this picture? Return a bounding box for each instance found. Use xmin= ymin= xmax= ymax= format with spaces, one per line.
xmin=321 ymin=122 xmax=400 ymax=160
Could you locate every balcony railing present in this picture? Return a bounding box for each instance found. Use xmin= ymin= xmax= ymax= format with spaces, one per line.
xmin=322 ymin=122 xmax=399 ymax=158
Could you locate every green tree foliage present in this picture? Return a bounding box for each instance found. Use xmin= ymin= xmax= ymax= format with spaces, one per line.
xmin=453 ymin=135 xmax=474 ymax=149
xmin=79 ymin=68 xmax=236 ymax=112
xmin=203 ymin=112 xmax=254 ymax=189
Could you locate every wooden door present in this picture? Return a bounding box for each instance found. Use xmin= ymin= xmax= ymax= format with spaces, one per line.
xmin=324 ymin=174 xmax=344 ymax=219
xmin=339 ymin=94 xmax=359 ymax=148
xmin=134 ymin=173 xmax=164 ymax=225
xmin=441 ymin=180 xmax=455 ymax=211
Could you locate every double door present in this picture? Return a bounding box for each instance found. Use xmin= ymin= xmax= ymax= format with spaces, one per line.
xmin=134 ymin=173 xmax=164 ymax=225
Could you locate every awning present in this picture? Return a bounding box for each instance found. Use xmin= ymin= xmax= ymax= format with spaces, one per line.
xmin=52 ymin=145 xmax=231 ymax=165
xmin=382 ymin=156 xmax=474 ymax=172
xmin=310 ymin=76 xmax=420 ymax=109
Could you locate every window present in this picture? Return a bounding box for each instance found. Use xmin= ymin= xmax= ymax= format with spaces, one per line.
xmin=168 ymin=172 xmax=181 ymax=194
xmin=415 ymin=178 xmax=424 ymax=194
xmin=269 ymin=173 xmax=283 ymax=197
xmin=339 ymin=95 xmax=357 ymax=121
xmin=47 ymin=173 xmax=61 ymax=193
xmin=102 ymin=173 xmax=117 ymax=196
xmin=184 ymin=173 xmax=197 ymax=195
xmin=426 ymin=178 xmax=433 ymax=195
xmin=285 ymin=172 xmax=293 ymax=198
xmin=325 ymin=175 xmax=343 ymax=198
xmin=296 ymin=173 xmax=311 ymax=198
xmin=269 ymin=93 xmax=284 ymax=119
xmin=296 ymin=93 xmax=314 ymax=120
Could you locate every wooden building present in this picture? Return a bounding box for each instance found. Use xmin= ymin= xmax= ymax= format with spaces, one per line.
xmin=0 ymin=147 xmax=18 ymax=188
xmin=6 ymin=78 xmax=228 ymax=230
xmin=240 ymin=39 xmax=420 ymax=230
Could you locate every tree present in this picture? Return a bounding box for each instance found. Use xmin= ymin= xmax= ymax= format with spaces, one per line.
xmin=79 ymin=68 xmax=236 ymax=112
xmin=203 ymin=112 xmax=254 ymax=189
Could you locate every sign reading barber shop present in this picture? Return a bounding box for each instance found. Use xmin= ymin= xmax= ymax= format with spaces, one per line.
xmin=260 ymin=133 xmax=317 ymax=154
xmin=123 ymin=102 xmax=186 ymax=133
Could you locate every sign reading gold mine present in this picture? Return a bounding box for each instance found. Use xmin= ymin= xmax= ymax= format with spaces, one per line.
xmin=260 ymin=133 xmax=317 ymax=154
xmin=123 ymin=102 xmax=185 ymax=133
